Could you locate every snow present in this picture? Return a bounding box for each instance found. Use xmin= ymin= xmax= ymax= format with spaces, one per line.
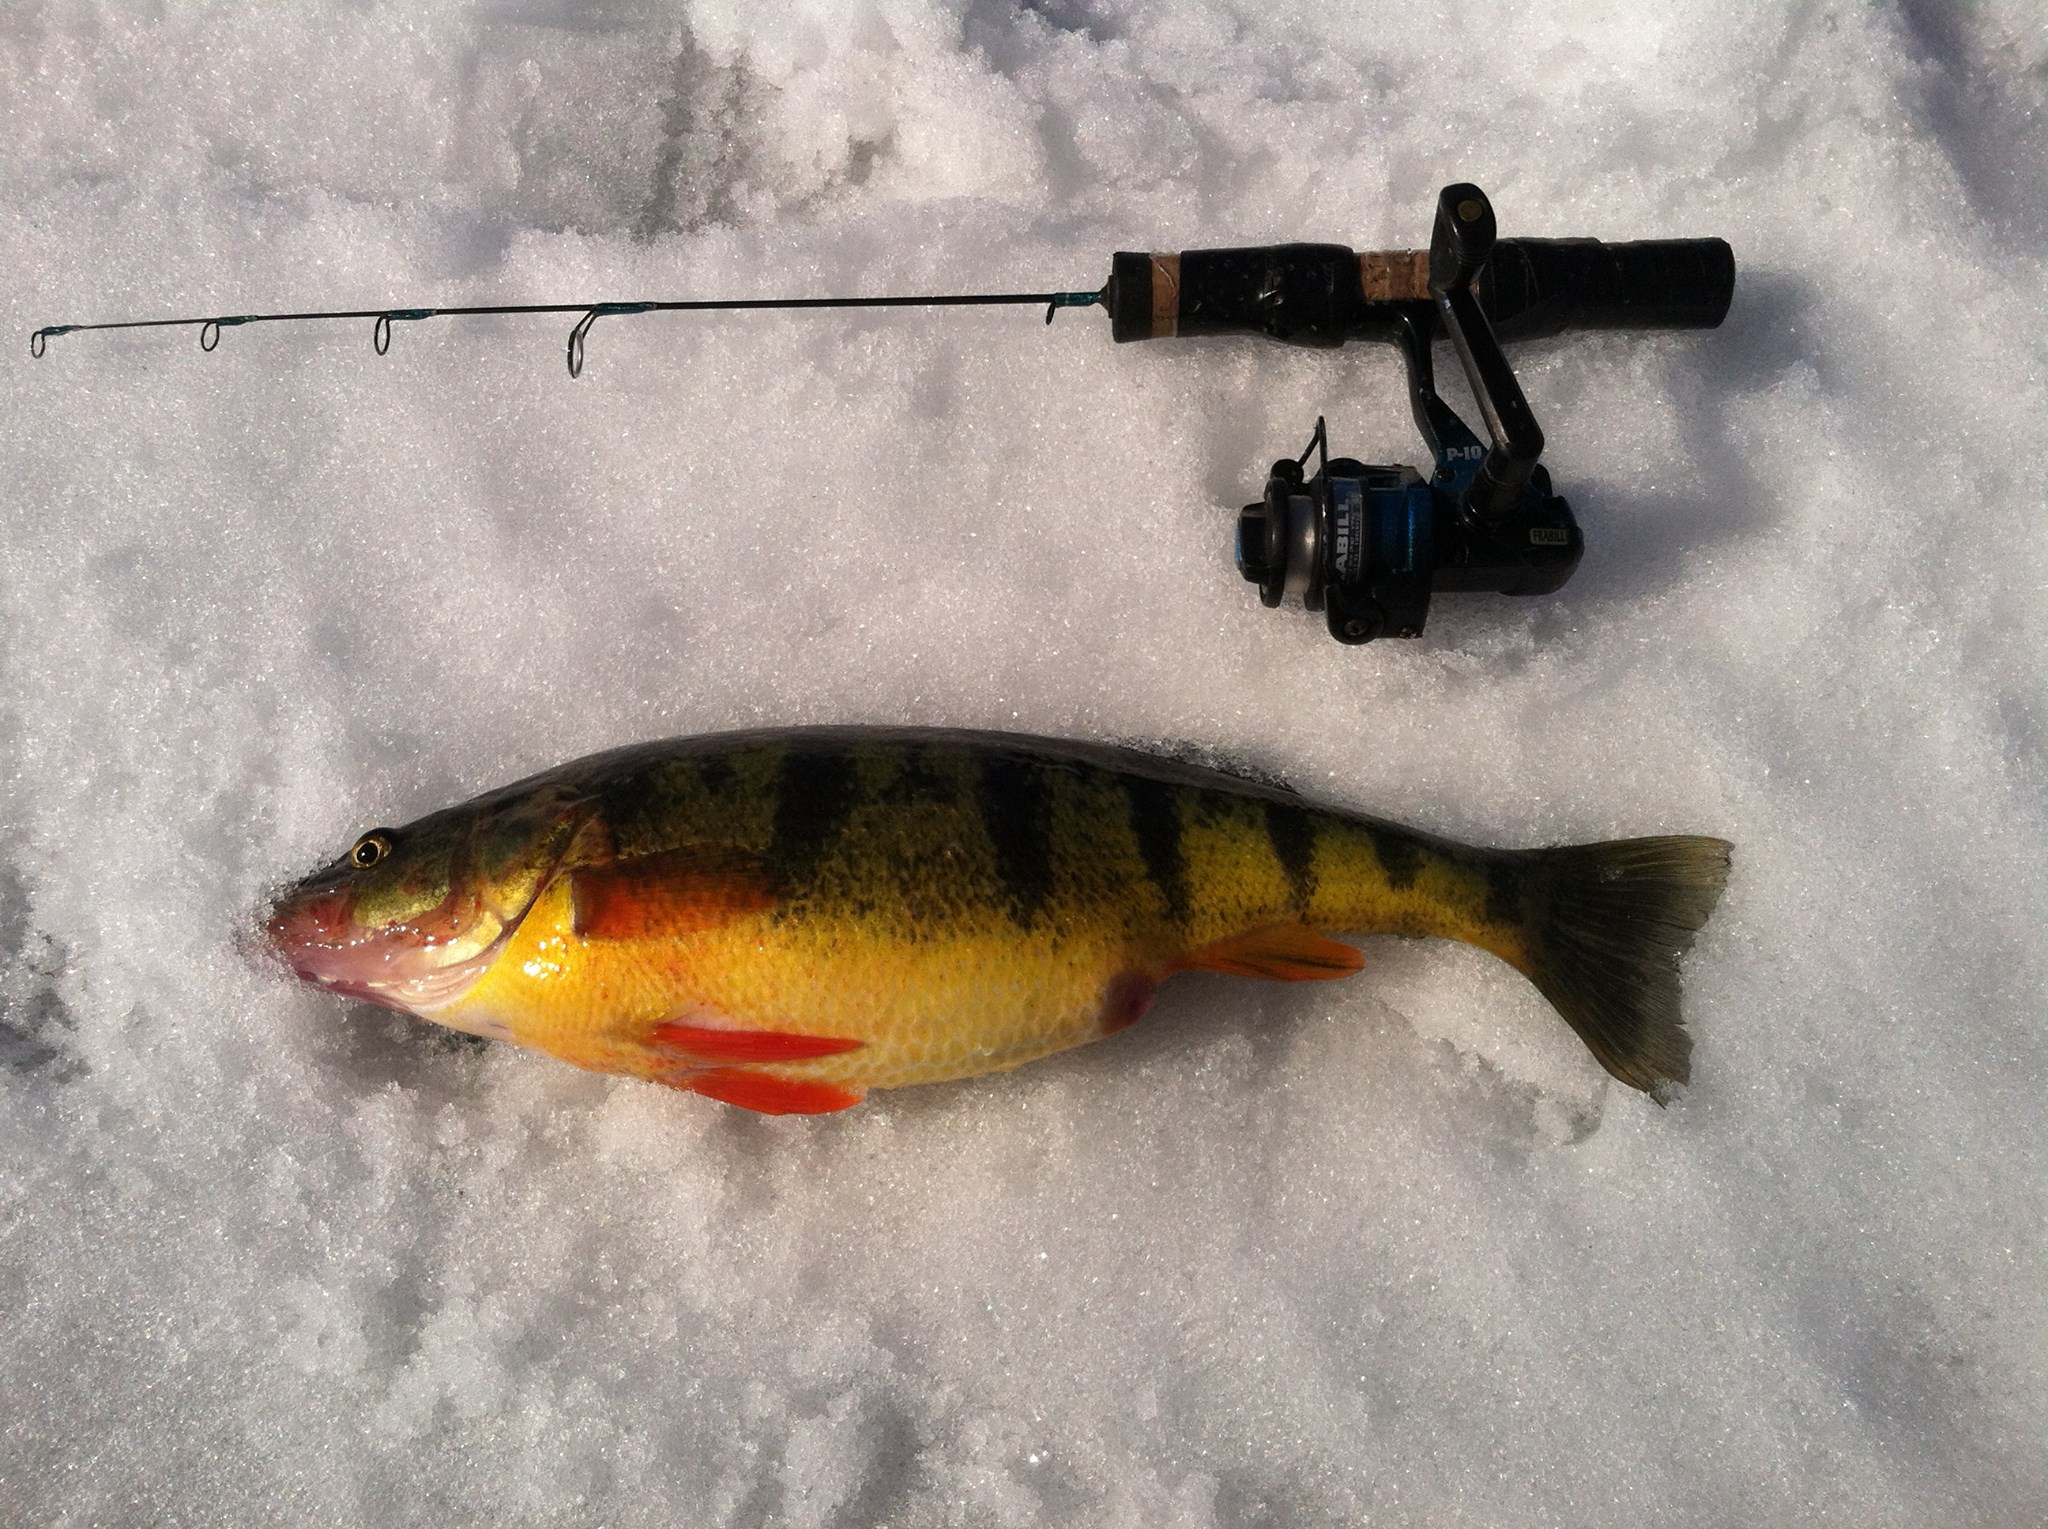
xmin=3 ymin=2 xmax=2044 ymax=1524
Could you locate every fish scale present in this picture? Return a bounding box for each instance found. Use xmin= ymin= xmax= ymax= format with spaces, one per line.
xmin=265 ymin=728 xmax=1731 ymax=1110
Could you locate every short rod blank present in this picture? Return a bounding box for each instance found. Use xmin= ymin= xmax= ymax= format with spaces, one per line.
xmin=30 ymin=289 xmax=1106 ymax=373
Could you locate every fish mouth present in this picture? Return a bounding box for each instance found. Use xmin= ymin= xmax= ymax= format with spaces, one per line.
xmin=264 ymin=795 xmax=589 ymax=1018
xmin=280 ymin=949 xmax=498 ymax=1013
xmin=262 ymin=871 xmax=537 ymax=1018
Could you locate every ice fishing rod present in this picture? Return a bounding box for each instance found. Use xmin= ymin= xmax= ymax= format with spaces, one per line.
xmin=32 ymin=181 xmax=1733 ymax=645
xmin=29 ymin=290 xmax=1104 ymax=376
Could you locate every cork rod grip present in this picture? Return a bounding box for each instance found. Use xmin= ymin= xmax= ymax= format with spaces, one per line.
xmin=1357 ymin=250 xmax=1432 ymax=302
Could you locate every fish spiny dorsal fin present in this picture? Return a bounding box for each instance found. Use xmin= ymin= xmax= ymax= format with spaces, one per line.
xmin=569 ymin=845 xmax=776 ymax=939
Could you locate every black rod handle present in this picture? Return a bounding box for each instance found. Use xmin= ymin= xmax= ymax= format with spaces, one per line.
xmin=1105 ymin=244 xmax=1364 ymax=347
xmin=1481 ymin=236 xmax=1735 ymax=340
xmin=1102 ymin=213 xmax=1733 ymax=348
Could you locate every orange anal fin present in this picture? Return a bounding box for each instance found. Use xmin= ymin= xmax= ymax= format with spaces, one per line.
xmin=1183 ymin=924 xmax=1365 ymax=981
xmin=684 ymin=1067 xmax=866 ymax=1115
xmin=651 ymin=1022 xmax=864 ymax=1064
xmin=570 ymin=845 xmax=776 ymax=939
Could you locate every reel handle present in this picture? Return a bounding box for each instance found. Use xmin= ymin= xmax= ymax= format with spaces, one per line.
xmin=1429 ymin=184 xmax=1540 ymax=525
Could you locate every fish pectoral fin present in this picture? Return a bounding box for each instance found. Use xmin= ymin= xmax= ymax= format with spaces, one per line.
xmin=569 ymin=845 xmax=777 ymax=939
xmin=1183 ymin=924 xmax=1364 ymax=981
xmin=650 ymin=1021 xmax=864 ymax=1065
xmin=682 ymin=1067 xmax=866 ymax=1115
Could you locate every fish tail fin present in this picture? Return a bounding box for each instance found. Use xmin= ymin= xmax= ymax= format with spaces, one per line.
xmin=1507 ymin=836 xmax=1732 ymax=1100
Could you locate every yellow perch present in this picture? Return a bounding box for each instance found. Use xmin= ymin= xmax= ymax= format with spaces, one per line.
xmin=264 ymin=728 xmax=1730 ymax=1112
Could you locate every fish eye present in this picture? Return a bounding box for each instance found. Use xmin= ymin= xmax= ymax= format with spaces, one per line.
xmin=350 ymin=830 xmax=396 ymax=869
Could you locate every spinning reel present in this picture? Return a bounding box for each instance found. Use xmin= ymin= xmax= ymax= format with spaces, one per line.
xmin=1237 ymin=407 xmax=1575 ymax=644
xmin=1237 ymin=186 xmax=1580 ymax=643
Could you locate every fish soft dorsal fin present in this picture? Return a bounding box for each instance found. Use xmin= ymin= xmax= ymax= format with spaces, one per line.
xmin=569 ymin=845 xmax=777 ymax=939
xmin=1182 ymin=924 xmax=1364 ymax=981
xmin=1112 ymin=737 xmax=1302 ymax=796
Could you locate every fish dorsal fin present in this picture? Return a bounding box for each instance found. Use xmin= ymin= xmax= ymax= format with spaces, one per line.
xmin=684 ymin=1067 xmax=866 ymax=1115
xmin=1113 ymin=737 xmax=1302 ymax=796
xmin=1183 ymin=924 xmax=1364 ymax=981
xmin=570 ymin=845 xmax=776 ymax=939
xmin=651 ymin=1021 xmax=863 ymax=1064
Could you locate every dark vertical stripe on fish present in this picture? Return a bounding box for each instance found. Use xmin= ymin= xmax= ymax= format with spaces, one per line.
xmin=1263 ymin=800 xmax=1318 ymax=915
xmin=1366 ymin=823 xmax=1424 ymax=889
xmin=767 ymin=746 xmax=861 ymax=895
xmin=1121 ymin=775 xmax=1190 ymax=926
xmin=977 ymin=751 xmax=1056 ymax=926
xmin=596 ymin=773 xmax=661 ymax=855
xmin=884 ymin=743 xmax=955 ymax=806
xmin=696 ymin=753 xmax=736 ymax=796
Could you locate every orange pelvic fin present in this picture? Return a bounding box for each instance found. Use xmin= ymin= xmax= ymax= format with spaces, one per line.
xmin=651 ymin=1021 xmax=864 ymax=1065
xmin=684 ymin=1067 xmax=866 ymax=1115
xmin=1183 ymin=924 xmax=1364 ymax=981
xmin=570 ymin=845 xmax=777 ymax=939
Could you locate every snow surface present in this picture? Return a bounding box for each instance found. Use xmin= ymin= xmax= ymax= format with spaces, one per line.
xmin=4 ymin=2 xmax=2045 ymax=1524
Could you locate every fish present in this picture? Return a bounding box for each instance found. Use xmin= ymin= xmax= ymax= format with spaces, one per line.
xmin=262 ymin=727 xmax=1731 ymax=1112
